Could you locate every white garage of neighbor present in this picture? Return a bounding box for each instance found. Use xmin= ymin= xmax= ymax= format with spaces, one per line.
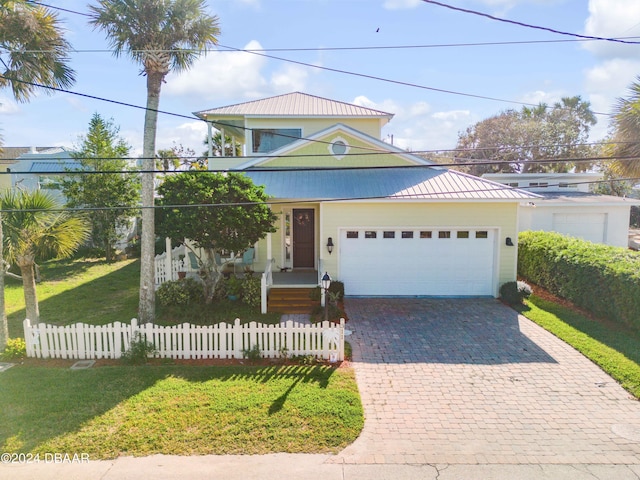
xmin=339 ymin=227 xmax=497 ymax=297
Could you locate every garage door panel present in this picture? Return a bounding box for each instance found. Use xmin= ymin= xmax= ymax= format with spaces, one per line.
xmin=340 ymin=229 xmax=495 ymax=296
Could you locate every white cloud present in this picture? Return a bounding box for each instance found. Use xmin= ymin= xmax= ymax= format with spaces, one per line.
xmin=382 ymin=0 xmax=421 ymax=10
xmin=164 ymin=40 xmax=268 ymax=100
xmin=164 ymin=39 xmax=315 ymax=101
xmin=0 ymin=97 xmax=19 ymax=114
xmin=518 ymin=89 xmax=563 ymax=106
xmin=583 ymin=0 xmax=640 ymax=59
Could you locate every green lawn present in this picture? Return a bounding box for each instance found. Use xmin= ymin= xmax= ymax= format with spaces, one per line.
xmin=6 ymin=258 xmax=280 ymax=338
xmin=0 ymin=364 xmax=364 ymax=458
xmin=520 ymin=295 xmax=640 ymax=399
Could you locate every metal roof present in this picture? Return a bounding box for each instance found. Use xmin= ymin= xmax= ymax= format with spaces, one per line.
xmin=244 ymin=167 xmax=540 ymax=201
xmin=533 ymin=191 xmax=640 ymax=206
xmin=28 ymin=160 xmax=82 ymax=173
xmin=195 ymin=92 xmax=394 ymax=119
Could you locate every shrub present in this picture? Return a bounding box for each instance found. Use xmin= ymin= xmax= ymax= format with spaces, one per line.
xmin=309 ymin=280 xmax=345 ymax=302
xmin=518 ymin=230 xmax=640 ymax=329
xmin=121 ymin=332 xmax=157 ymax=365
xmin=1 ymin=338 xmax=26 ymax=360
xmin=241 ymin=274 xmax=261 ymax=308
xmin=241 ymin=344 xmax=262 ymax=361
xmin=157 ymin=278 xmax=204 ymax=307
xmin=500 ymin=281 xmax=532 ymax=305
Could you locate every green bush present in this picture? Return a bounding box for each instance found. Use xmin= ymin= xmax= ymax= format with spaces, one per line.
xmin=241 ymin=274 xmax=261 ymax=308
xmin=157 ymin=278 xmax=204 ymax=307
xmin=499 ymin=281 xmax=532 ymax=305
xmin=1 ymin=338 xmax=26 ymax=360
xmin=121 ymin=332 xmax=157 ymax=365
xmin=518 ymin=231 xmax=640 ymax=329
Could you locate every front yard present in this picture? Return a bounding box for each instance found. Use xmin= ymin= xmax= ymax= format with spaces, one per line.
xmin=0 ymin=364 xmax=363 ymax=458
xmin=2 ymin=258 xmax=363 ymax=458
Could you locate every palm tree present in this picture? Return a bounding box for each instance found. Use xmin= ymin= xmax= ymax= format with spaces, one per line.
xmin=89 ymin=0 xmax=220 ymax=324
xmin=0 ymin=0 xmax=75 ymax=101
xmin=0 ymin=0 xmax=75 ymax=349
xmin=1 ymin=190 xmax=89 ymax=324
xmin=608 ymin=77 xmax=640 ymax=176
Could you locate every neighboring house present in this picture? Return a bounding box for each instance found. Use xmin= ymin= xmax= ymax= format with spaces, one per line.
xmin=0 ymin=146 xmax=61 ymax=191
xmin=483 ymin=172 xmax=640 ymax=248
xmin=9 ymin=147 xmax=81 ymax=203
xmin=179 ymin=92 xmax=539 ymax=302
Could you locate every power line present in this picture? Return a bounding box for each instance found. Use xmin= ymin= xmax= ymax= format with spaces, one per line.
xmin=5 ymin=36 xmax=640 ymax=55
xmin=3 ymin=176 xmax=639 ymax=214
xmin=6 ymin=154 xmax=640 ymax=176
xmin=421 ymin=0 xmax=640 ymax=45
xmin=217 ymin=44 xmax=611 ymax=116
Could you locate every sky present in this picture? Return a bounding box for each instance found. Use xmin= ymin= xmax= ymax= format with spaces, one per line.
xmin=1 ymin=0 xmax=640 ymax=158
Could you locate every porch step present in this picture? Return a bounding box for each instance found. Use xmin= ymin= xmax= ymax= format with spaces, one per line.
xmin=268 ymin=288 xmax=319 ymax=314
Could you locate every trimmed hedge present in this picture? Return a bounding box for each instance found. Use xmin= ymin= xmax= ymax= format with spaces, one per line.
xmin=518 ymin=231 xmax=640 ymax=330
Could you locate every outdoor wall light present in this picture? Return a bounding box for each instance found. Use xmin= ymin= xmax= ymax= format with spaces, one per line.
xmin=505 ymin=237 xmax=514 ymax=246
xmin=326 ymin=237 xmax=334 ymax=254
xmin=321 ymin=272 xmax=332 ymax=322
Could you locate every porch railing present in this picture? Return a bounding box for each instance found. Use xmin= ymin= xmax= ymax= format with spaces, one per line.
xmin=154 ymin=244 xmax=199 ymax=287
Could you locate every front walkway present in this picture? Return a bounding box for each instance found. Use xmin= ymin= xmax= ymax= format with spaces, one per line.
xmin=332 ymin=298 xmax=640 ymax=465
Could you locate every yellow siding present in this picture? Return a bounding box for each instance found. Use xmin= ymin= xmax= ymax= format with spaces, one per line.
xmin=258 ymin=130 xmax=413 ymax=168
xmin=0 ymin=167 xmax=11 ymax=190
xmin=320 ymin=202 xmax=519 ymax=295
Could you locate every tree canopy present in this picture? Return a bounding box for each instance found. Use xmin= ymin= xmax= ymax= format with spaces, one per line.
xmin=1 ymin=190 xmax=89 ymax=324
xmin=0 ymin=0 xmax=75 ymax=101
xmin=454 ymin=96 xmax=597 ymax=176
xmin=62 ymin=113 xmax=140 ymax=261
xmin=157 ymin=172 xmax=277 ymax=303
xmin=607 ymin=77 xmax=640 ymax=176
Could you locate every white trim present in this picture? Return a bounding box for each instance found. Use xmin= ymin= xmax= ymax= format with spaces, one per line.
xmin=327 ymin=136 xmax=350 ymax=160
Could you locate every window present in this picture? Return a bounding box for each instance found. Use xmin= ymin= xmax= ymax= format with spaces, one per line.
xmin=508 ymin=182 xmax=519 ymax=187
xmin=346 ymin=231 xmax=359 ymax=239
xmin=252 ymin=128 xmax=301 ymax=153
xmin=475 ymin=231 xmax=488 ymax=239
xmin=365 ymin=231 xmax=377 ymax=239
xmin=457 ymin=231 xmax=469 ymax=239
xmin=383 ymin=231 xmax=395 ymax=239
xmin=327 ymin=136 xmax=350 ymax=159
xmin=402 ymin=231 xmax=414 ymax=239
xmin=529 ymin=182 xmax=548 ymax=188
xmin=420 ymin=231 xmax=432 ymax=239
xmin=438 ymin=231 xmax=451 ymax=239
xmin=332 ymin=141 xmax=347 ymax=156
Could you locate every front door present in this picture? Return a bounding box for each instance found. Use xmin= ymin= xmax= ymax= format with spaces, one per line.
xmin=293 ymin=209 xmax=314 ymax=268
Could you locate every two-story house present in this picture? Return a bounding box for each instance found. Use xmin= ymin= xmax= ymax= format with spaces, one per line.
xmin=183 ymin=92 xmax=540 ymax=305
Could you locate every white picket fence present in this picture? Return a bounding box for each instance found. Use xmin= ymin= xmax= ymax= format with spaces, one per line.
xmin=23 ymin=318 xmax=345 ymax=362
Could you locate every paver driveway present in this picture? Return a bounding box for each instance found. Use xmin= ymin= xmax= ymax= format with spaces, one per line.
xmin=333 ymin=298 xmax=640 ymax=465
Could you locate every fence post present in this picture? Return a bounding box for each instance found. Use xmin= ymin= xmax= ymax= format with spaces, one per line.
xmin=233 ymin=318 xmax=242 ymax=358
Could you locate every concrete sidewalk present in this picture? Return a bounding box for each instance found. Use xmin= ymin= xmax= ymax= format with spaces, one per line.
xmin=3 ymin=454 xmax=640 ymax=480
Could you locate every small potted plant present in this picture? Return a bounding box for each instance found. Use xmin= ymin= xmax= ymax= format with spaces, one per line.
xmin=226 ymin=275 xmax=242 ymax=301
xmin=175 ymin=254 xmax=186 ymax=279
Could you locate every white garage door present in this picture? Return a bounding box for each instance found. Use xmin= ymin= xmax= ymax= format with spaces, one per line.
xmin=552 ymin=213 xmax=606 ymax=244
xmin=339 ymin=228 xmax=496 ymax=296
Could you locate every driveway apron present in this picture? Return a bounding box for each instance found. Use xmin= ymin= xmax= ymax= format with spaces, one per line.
xmin=332 ymin=298 xmax=640 ymax=465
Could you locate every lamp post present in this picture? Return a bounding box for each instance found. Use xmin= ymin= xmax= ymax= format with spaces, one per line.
xmin=321 ymin=272 xmax=331 ymax=322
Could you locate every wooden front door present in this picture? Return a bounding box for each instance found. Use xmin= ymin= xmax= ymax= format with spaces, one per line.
xmin=292 ymin=209 xmax=315 ymax=268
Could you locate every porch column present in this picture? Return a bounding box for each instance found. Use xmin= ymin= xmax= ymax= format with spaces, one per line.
xmin=220 ymin=127 xmax=226 ymax=157
xmin=165 ymin=237 xmax=172 ymax=281
xmin=267 ymin=232 xmax=272 ymax=261
xmin=207 ymin=122 xmax=213 ymax=169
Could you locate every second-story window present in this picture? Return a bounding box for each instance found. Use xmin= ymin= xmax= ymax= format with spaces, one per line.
xmin=252 ymin=129 xmax=302 ymax=153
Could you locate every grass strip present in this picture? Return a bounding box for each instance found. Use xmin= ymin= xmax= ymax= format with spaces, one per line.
xmin=521 ymin=295 xmax=640 ymax=399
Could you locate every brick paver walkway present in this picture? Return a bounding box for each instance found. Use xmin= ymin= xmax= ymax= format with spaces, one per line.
xmin=332 ymin=298 xmax=640 ymax=465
